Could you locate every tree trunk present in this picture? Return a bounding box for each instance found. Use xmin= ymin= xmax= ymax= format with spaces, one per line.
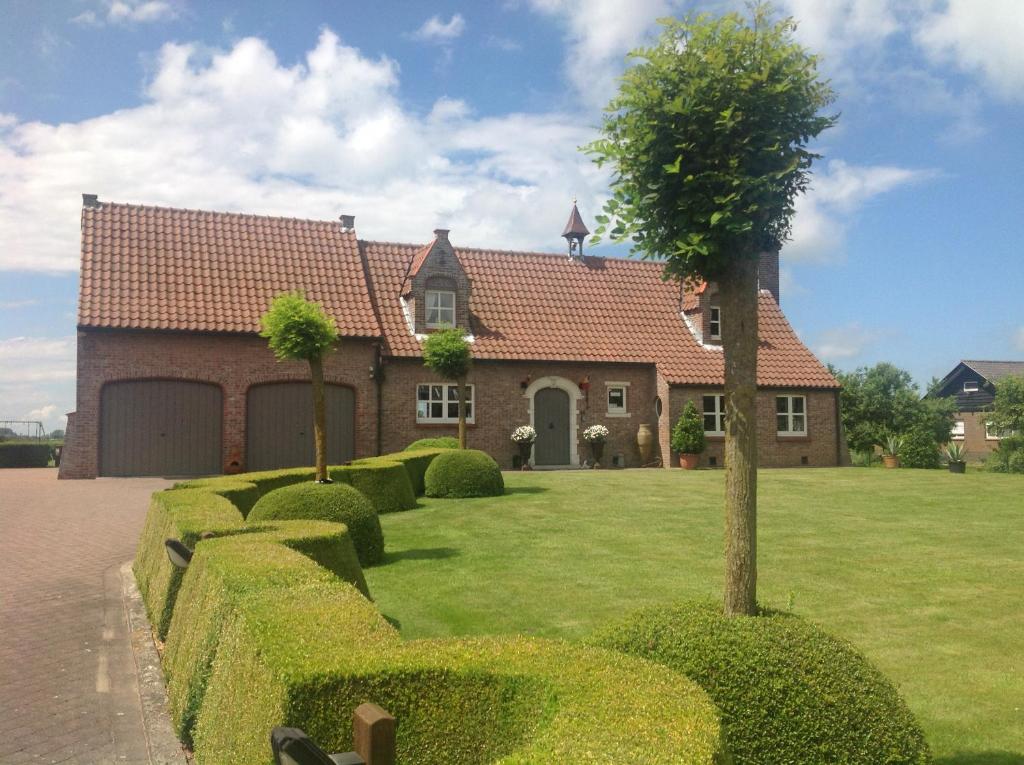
xmin=457 ymin=377 xmax=467 ymax=449
xmin=309 ymin=356 xmax=329 ymax=482
xmin=719 ymin=254 xmax=760 ymax=616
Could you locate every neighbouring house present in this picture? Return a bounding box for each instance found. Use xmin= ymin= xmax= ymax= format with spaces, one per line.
xmin=927 ymin=360 xmax=1024 ymax=458
xmin=59 ymin=195 xmax=845 ymax=478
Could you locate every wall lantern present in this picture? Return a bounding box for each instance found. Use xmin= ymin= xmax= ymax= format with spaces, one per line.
xmin=271 ymin=703 xmax=395 ymax=765
xmin=578 ymin=376 xmax=591 ymax=393
xmin=164 ymin=538 xmax=193 ymax=569
xmin=520 ymin=375 xmax=531 ymax=389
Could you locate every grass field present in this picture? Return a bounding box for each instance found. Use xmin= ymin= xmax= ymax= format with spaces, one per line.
xmin=364 ymin=468 xmax=1023 ymax=765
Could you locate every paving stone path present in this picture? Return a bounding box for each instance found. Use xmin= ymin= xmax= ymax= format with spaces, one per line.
xmin=0 ymin=469 xmax=171 ymax=764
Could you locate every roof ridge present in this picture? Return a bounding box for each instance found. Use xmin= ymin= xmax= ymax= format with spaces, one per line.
xmin=85 ymin=199 xmax=356 ymax=229
xmin=962 ymin=359 xmax=1024 ymax=364
xmin=362 ymin=239 xmax=668 ymax=268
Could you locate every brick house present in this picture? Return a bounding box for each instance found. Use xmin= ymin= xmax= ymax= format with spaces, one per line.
xmin=927 ymin=360 xmax=1024 ymax=458
xmin=59 ymin=196 xmax=845 ymax=478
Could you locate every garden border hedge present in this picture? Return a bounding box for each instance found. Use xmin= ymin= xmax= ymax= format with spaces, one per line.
xmin=0 ymin=442 xmax=52 ymax=468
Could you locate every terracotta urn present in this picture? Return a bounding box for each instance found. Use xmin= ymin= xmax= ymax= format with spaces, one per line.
xmin=882 ymin=455 xmax=899 ymax=469
xmin=678 ymin=453 xmax=700 ymax=470
xmin=637 ymin=424 xmax=654 ymax=465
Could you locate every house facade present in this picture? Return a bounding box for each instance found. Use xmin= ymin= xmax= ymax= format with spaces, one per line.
xmin=59 ymin=196 xmax=845 ymax=479
xmin=928 ymin=360 xmax=1024 ymax=458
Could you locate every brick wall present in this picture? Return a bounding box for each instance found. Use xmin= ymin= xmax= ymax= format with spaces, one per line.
xmin=59 ymin=329 xmax=379 ymax=478
xmin=955 ymin=410 xmax=1001 ymax=459
xmin=758 ymin=249 xmax=780 ymax=303
xmin=379 ymin=358 xmax=661 ymax=468
xmin=664 ymin=386 xmax=842 ymax=468
xmin=408 ymin=232 xmax=472 ymax=334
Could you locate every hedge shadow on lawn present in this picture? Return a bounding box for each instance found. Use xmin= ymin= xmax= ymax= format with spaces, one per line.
xmin=502 ymin=485 xmax=550 ymax=495
xmin=934 ymin=753 xmax=1024 ymax=765
xmin=381 ymin=546 xmax=459 ymax=565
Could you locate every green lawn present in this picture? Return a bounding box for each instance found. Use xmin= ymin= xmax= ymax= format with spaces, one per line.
xmin=363 ymin=468 xmax=1023 ymax=764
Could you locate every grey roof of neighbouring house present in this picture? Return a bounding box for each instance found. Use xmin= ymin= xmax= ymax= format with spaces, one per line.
xmin=961 ymin=360 xmax=1024 ymax=383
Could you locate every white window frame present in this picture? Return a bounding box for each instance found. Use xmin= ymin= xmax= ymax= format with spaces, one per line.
xmin=416 ymin=383 xmax=475 ymax=424
xmin=950 ymin=420 xmax=965 ymax=440
xmin=963 ymin=380 xmax=979 ymax=393
xmin=776 ymin=394 xmax=807 ymax=436
xmin=709 ymin=306 xmax=721 ymax=340
xmin=425 ymin=289 xmax=456 ymax=328
xmin=703 ymin=394 xmax=725 ymax=436
xmin=985 ymin=421 xmax=1013 ymax=440
xmin=606 ymin=382 xmax=630 ymax=417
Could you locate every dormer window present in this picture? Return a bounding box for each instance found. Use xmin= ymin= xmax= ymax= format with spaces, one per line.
xmin=963 ymin=380 xmax=979 ymax=393
xmin=709 ymin=306 xmax=721 ymax=340
xmin=426 ymin=289 xmax=455 ymax=328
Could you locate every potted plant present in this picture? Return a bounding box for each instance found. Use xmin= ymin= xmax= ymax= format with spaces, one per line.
xmin=671 ymin=401 xmax=706 ymax=469
xmin=944 ymin=441 xmax=967 ymax=473
xmin=881 ymin=434 xmax=905 ymax=469
xmin=511 ymin=425 xmax=537 ymax=470
xmin=583 ymin=424 xmax=610 ymax=468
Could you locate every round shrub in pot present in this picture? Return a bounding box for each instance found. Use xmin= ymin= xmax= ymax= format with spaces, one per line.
xmin=248 ymin=482 xmax=384 ymax=566
xmin=424 ymin=449 xmax=504 ymax=498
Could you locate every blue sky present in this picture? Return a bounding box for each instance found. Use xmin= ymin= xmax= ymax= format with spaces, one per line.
xmin=1 ymin=0 xmax=1022 ymax=431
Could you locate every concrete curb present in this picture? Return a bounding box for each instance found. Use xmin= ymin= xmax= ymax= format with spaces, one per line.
xmin=119 ymin=561 xmax=189 ymax=765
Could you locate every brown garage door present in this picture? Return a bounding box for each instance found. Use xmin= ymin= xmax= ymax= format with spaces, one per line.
xmin=100 ymin=380 xmax=222 ymax=477
xmin=246 ymin=382 xmax=355 ymax=471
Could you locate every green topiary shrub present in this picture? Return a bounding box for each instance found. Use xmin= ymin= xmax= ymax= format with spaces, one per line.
xmin=405 ymin=436 xmax=459 ymax=451
xmin=0 ymin=442 xmax=52 ymax=467
xmin=248 ymin=482 xmax=384 ymax=566
xmin=330 ymin=459 xmax=416 ymax=514
xmin=671 ymin=400 xmax=706 ymax=455
xmin=899 ymin=424 xmax=942 ymax=469
xmin=355 ymin=449 xmax=446 ymax=496
xmin=985 ymin=435 xmax=1024 ymax=474
xmin=590 ymin=600 xmax=930 ymax=765
xmin=424 ymin=449 xmax=504 ymax=498
xmin=193 ymin=582 xmax=727 ymax=765
xmin=173 ymin=478 xmax=261 ymax=517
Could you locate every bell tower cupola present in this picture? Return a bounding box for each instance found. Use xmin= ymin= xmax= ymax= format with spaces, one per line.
xmin=561 ymin=198 xmax=590 ymax=261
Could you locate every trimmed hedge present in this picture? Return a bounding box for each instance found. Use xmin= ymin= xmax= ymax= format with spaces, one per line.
xmin=193 ymin=582 xmax=727 ymax=765
xmin=424 ymin=449 xmax=504 ymax=498
xmin=406 ymin=436 xmax=459 ymax=451
xmin=590 ymin=600 xmax=930 ymax=765
xmin=248 ymin=482 xmax=384 ymax=566
xmin=354 ymin=449 xmax=446 ymax=497
xmin=0 ymin=442 xmax=51 ymax=468
xmin=330 ymin=459 xmax=416 ymax=514
xmin=174 ymin=478 xmax=261 ymax=517
xmin=162 ymin=531 xmax=352 ymax=744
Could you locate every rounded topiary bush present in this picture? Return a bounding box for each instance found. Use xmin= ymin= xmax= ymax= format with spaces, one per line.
xmin=590 ymin=600 xmax=930 ymax=765
xmin=406 ymin=436 xmax=459 ymax=451
xmin=424 ymin=449 xmax=504 ymax=498
xmin=248 ymin=482 xmax=384 ymax=566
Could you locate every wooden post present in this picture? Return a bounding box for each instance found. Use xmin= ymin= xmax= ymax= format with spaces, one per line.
xmin=352 ymin=703 xmax=396 ymax=765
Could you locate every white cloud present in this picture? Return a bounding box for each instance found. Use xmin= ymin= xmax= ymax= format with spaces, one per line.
xmin=73 ymin=0 xmax=179 ymax=26
xmin=1014 ymin=327 xmax=1024 ymax=353
xmin=916 ymin=0 xmax=1024 ymax=102
xmin=0 ymin=30 xmax=608 ymax=272
xmin=780 ymin=0 xmax=899 ymax=73
xmin=0 ymin=299 xmax=38 ymax=309
xmin=785 ymin=160 xmax=935 ymax=264
xmin=0 ymin=337 xmax=75 ymax=430
xmin=813 ymin=322 xmax=881 ymax=361
xmin=412 ymin=14 xmax=466 ymax=43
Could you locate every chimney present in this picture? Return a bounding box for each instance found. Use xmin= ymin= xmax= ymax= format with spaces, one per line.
xmin=433 ymin=228 xmax=450 ymax=242
xmin=82 ymin=193 xmax=100 ymax=209
xmin=758 ymin=248 xmax=780 ymax=304
xmin=339 ymin=214 xmax=355 ymax=231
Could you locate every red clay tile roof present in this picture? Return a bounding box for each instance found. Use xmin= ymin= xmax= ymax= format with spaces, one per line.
xmin=361 ymin=242 xmax=838 ymax=388
xmin=78 ymin=201 xmax=380 ymax=337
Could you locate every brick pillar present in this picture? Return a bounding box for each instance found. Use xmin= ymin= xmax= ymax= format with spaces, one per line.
xmin=758 ymin=248 xmax=780 ymax=303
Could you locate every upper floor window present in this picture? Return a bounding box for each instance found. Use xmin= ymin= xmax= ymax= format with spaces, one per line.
xmin=425 ymin=290 xmax=456 ymax=328
xmin=950 ymin=420 xmax=965 ymax=440
xmin=963 ymin=380 xmax=979 ymax=393
xmin=606 ymin=383 xmax=629 ymax=416
xmin=709 ymin=306 xmax=721 ymax=340
xmin=776 ymin=395 xmax=807 ymax=436
xmin=703 ymin=394 xmax=724 ymax=435
xmin=985 ymin=421 xmax=1014 ymax=440
xmin=417 ymin=383 xmax=474 ymax=424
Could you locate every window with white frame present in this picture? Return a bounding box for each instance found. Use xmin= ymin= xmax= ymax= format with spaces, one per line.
xmin=709 ymin=306 xmax=721 ymax=340
xmin=416 ymin=383 xmax=474 ymax=424
xmin=776 ymin=395 xmax=807 ymax=436
xmin=606 ymin=384 xmax=628 ymax=415
xmin=950 ymin=420 xmax=965 ymax=440
xmin=425 ymin=290 xmax=456 ymax=328
xmin=703 ymin=394 xmax=725 ymax=435
xmin=985 ymin=421 xmax=1013 ymax=440
xmin=963 ymin=380 xmax=979 ymax=393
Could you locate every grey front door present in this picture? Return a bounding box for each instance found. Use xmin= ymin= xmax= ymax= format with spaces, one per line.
xmin=246 ymin=382 xmax=355 ymax=471
xmin=100 ymin=380 xmax=222 ymax=477
xmin=534 ymin=387 xmax=571 ymax=466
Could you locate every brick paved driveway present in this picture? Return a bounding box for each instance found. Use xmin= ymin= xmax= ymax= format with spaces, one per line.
xmin=0 ymin=469 xmax=170 ymax=764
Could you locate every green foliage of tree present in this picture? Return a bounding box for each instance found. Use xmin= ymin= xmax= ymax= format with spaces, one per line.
xmin=671 ymin=401 xmax=707 ymax=455
xmin=988 ymin=374 xmax=1024 ymax=435
xmin=260 ymin=291 xmax=339 ymax=482
xmin=422 ymin=328 xmax=472 ymax=449
xmin=586 ymin=4 xmax=836 ymax=616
